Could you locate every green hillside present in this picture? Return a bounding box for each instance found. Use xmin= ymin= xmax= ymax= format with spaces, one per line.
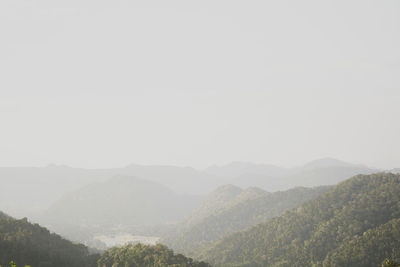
xmin=199 ymin=173 xmax=400 ymax=267
xmin=0 ymin=214 xmax=98 ymax=267
xmin=324 ymin=217 xmax=400 ymax=266
xmin=164 ymin=186 xmax=329 ymax=253
xmin=98 ymin=243 xmax=210 ymax=267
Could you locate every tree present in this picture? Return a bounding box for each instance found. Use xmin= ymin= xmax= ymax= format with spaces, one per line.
xmin=383 ymin=259 xmax=400 ymax=267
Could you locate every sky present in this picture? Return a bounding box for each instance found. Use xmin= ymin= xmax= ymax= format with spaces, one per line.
xmin=0 ymin=0 xmax=399 ymax=169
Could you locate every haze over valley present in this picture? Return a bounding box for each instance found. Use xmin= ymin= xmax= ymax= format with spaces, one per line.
xmin=1 ymin=0 xmax=399 ymax=266
xmin=0 ymin=158 xmax=387 ymax=251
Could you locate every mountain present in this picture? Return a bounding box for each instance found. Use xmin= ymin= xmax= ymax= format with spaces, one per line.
xmin=0 ymin=164 xmax=220 ymax=219
xmin=122 ymin=164 xmax=221 ymax=194
xmin=199 ymin=173 xmax=400 ymax=267
xmin=223 ymin=158 xmax=377 ymax=191
xmin=0 ymin=211 xmax=9 ymax=219
xmin=278 ymin=164 xmax=376 ymax=189
xmin=300 ymin=157 xmax=361 ymax=170
xmin=163 ymin=185 xmax=329 ymax=254
xmin=0 ymin=158 xmax=377 ymax=221
xmin=38 ymin=176 xmax=201 ymax=246
xmin=0 ymin=212 xmax=98 ymax=267
xmin=205 ymin=162 xmax=287 ymax=180
xmin=390 ymin=168 xmax=400 ymax=174
xmin=323 ymin=217 xmax=400 ymax=266
xmin=98 ymin=243 xmax=210 ymax=267
xmin=42 ymin=175 xmax=201 ymax=226
xmin=0 ymin=165 xmax=107 ymax=218
xmin=181 ymin=184 xmax=244 ymax=227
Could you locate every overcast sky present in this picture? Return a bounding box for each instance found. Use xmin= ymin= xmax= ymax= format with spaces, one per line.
xmin=0 ymin=0 xmax=399 ymax=169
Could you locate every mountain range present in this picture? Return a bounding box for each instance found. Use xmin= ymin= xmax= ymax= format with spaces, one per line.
xmin=38 ymin=176 xmax=202 ymax=247
xmin=0 ymin=164 xmax=400 ymax=266
xmin=198 ymin=172 xmax=400 ymax=267
xmin=162 ymin=184 xmax=330 ymax=254
xmin=0 ymin=158 xmax=378 ymax=219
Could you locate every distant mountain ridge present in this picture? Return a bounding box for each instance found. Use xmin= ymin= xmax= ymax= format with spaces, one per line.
xmin=207 ymin=157 xmax=377 ymax=191
xmin=38 ymin=175 xmax=201 ymax=246
xmin=300 ymin=157 xmax=364 ymax=169
xmin=0 ymin=165 xmax=220 ymax=218
xmin=205 ymin=162 xmax=286 ymax=179
xmin=42 ymin=175 xmax=200 ymax=226
xmin=0 ymin=158 xmax=379 ymax=220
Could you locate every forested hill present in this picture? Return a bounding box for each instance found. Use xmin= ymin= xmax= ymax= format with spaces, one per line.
xmin=40 ymin=175 xmax=201 ymax=229
xmin=98 ymin=243 xmax=210 ymax=267
xmin=182 ymin=184 xmax=246 ymax=227
xmin=199 ymin=173 xmax=400 ymax=267
xmin=163 ymin=185 xmax=329 ymax=253
xmin=0 ymin=211 xmax=9 ymax=219
xmin=0 ymin=213 xmax=98 ymax=267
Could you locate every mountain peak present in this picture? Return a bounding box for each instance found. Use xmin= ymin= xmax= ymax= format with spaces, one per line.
xmin=302 ymin=158 xmax=355 ymax=169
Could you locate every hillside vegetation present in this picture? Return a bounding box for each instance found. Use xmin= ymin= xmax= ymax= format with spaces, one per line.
xmin=0 ymin=214 xmax=98 ymax=267
xmin=164 ymin=185 xmax=329 ymax=253
xmin=98 ymin=243 xmax=210 ymax=267
xmin=0 ymin=212 xmax=213 ymax=267
xmin=199 ymin=173 xmax=400 ymax=267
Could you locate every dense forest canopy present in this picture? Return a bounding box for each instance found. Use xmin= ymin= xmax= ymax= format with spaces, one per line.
xmin=0 ymin=213 xmax=209 ymax=267
xmin=98 ymin=243 xmax=210 ymax=267
xmin=199 ymin=173 xmax=400 ymax=267
xmin=0 ymin=214 xmax=99 ymax=267
xmin=163 ymin=185 xmax=329 ymax=254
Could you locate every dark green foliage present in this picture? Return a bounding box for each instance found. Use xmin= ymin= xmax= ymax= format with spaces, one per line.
xmin=199 ymin=173 xmax=400 ymax=267
xmin=164 ymin=186 xmax=329 ymax=254
xmin=0 ymin=215 xmax=99 ymax=267
xmin=324 ymin=218 xmax=400 ymax=266
xmin=97 ymin=243 xmax=211 ymax=267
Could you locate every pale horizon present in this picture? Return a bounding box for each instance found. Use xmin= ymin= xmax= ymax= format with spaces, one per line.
xmin=0 ymin=156 xmax=391 ymax=171
xmin=1 ymin=0 xmax=399 ymax=171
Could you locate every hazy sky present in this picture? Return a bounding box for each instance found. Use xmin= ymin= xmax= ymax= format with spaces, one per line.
xmin=1 ymin=0 xmax=399 ymax=169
